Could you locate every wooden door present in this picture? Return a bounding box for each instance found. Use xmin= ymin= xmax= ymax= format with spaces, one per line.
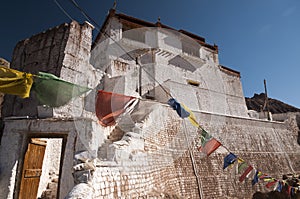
xmin=19 ymin=138 xmax=47 ymax=199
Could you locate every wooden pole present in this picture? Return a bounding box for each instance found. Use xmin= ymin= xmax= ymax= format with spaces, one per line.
xmin=263 ymin=79 xmax=271 ymax=120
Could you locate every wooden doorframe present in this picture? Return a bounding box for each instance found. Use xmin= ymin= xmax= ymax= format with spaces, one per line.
xmin=14 ymin=133 xmax=68 ymax=199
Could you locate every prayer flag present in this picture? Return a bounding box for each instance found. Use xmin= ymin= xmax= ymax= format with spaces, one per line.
xmin=168 ymin=98 xmax=200 ymax=127
xmin=168 ymin=98 xmax=190 ymax=118
xmin=275 ymin=181 xmax=283 ymax=192
xmin=259 ymin=173 xmax=269 ymax=179
xmin=247 ymin=169 xmax=256 ymax=181
xmin=257 ymin=171 xmax=263 ymax=178
xmin=199 ymin=129 xmax=212 ymax=146
xmin=252 ymin=170 xmax=259 ymax=185
xmin=291 ymin=187 xmax=295 ymax=197
xmin=259 ymin=174 xmax=274 ymax=182
xmin=32 ymin=72 xmax=91 ymax=107
xmin=181 ymin=103 xmax=200 ymax=128
xmin=96 ymin=90 xmax=136 ymax=127
xmin=265 ymin=180 xmax=277 ymax=189
xmin=237 ymin=158 xmax=247 ymax=174
xmin=288 ymin=186 xmax=292 ymax=196
xmin=199 ymin=138 xmax=221 ymax=156
xmin=0 ymin=66 xmax=33 ymax=98
xmin=239 ymin=165 xmax=253 ymax=182
xmin=223 ymin=152 xmax=237 ymax=169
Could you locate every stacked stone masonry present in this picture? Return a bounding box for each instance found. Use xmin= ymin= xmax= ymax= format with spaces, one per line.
xmin=66 ymin=106 xmax=300 ymax=198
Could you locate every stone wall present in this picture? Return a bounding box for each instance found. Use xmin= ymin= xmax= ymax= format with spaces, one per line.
xmin=2 ymin=20 xmax=101 ymax=119
xmin=0 ymin=20 xmax=104 ymax=199
xmin=67 ymin=102 xmax=198 ymax=198
xmin=66 ymin=102 xmax=300 ymax=198
xmin=0 ymin=118 xmax=106 ymax=199
xmin=3 ymin=22 xmax=70 ymax=117
xmin=191 ymin=111 xmax=300 ymax=198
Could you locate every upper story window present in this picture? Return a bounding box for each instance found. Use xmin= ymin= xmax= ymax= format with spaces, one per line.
xmin=114 ymin=60 xmax=129 ymax=72
xmin=187 ymin=79 xmax=200 ymax=87
xmin=182 ymin=39 xmax=200 ymax=57
xmin=122 ymin=23 xmax=145 ymax=43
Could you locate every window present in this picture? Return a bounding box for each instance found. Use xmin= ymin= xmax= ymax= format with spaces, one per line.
xmin=114 ymin=60 xmax=129 ymax=72
xmin=122 ymin=24 xmax=145 ymax=43
xmin=182 ymin=39 xmax=200 ymax=57
xmin=187 ymin=79 xmax=200 ymax=87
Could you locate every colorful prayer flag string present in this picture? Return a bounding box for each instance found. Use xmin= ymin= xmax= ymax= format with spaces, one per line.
xmin=167 ymin=97 xmax=298 ymax=196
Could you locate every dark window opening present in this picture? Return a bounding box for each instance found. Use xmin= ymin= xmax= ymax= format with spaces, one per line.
xmin=187 ymin=79 xmax=200 ymax=87
xmin=182 ymin=39 xmax=200 ymax=57
xmin=145 ymin=91 xmax=155 ymax=100
xmin=114 ymin=60 xmax=128 ymax=72
xmin=122 ymin=24 xmax=145 ymax=43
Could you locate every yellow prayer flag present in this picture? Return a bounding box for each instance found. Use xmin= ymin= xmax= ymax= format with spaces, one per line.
xmin=237 ymin=158 xmax=247 ymax=174
xmin=0 ymin=66 xmax=33 ymax=98
xmin=263 ymin=178 xmax=275 ymax=182
xmin=181 ymin=103 xmax=200 ymax=128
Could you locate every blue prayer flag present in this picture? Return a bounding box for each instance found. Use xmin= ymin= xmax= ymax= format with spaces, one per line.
xmin=291 ymin=187 xmax=295 ymax=196
xmin=168 ymin=98 xmax=190 ymax=118
xmin=252 ymin=170 xmax=259 ymax=185
xmin=223 ymin=152 xmax=237 ymax=169
xmin=275 ymin=181 xmax=282 ymax=192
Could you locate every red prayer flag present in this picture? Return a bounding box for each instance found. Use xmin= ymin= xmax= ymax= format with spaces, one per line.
xmin=265 ymin=180 xmax=277 ymax=189
xmin=239 ymin=165 xmax=253 ymax=182
xmin=199 ymin=138 xmax=221 ymax=156
xmin=288 ymin=185 xmax=292 ymax=195
xmin=96 ymin=90 xmax=135 ymax=127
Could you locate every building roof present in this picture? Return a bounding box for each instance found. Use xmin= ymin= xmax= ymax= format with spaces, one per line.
xmin=219 ymin=65 xmax=241 ymax=77
xmin=92 ymin=9 xmax=218 ymax=52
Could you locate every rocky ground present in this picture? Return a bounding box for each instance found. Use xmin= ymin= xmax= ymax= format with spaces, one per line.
xmin=245 ymin=93 xmax=300 ymax=114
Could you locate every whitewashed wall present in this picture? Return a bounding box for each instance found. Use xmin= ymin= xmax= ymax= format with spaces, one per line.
xmin=92 ymin=16 xmax=248 ymax=117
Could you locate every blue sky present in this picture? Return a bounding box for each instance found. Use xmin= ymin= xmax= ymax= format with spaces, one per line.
xmin=1 ymin=0 xmax=299 ymax=108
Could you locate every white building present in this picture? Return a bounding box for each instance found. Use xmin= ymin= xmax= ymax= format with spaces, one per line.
xmin=92 ymin=9 xmax=248 ymax=118
xmin=0 ymin=9 xmax=299 ymax=199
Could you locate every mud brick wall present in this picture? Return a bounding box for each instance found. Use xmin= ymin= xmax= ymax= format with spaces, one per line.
xmin=2 ymin=21 xmax=96 ymax=118
xmin=189 ymin=112 xmax=300 ymax=198
xmin=3 ymin=22 xmax=70 ymax=117
xmin=80 ymin=110 xmax=300 ymax=199
xmin=70 ymin=106 xmax=200 ymax=198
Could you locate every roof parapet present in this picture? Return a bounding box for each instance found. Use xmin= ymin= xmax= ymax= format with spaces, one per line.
xmin=92 ymin=10 xmax=218 ymax=52
xmin=219 ymin=65 xmax=241 ymax=77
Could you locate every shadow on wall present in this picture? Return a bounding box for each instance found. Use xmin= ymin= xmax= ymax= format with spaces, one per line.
xmin=0 ymin=133 xmax=21 ymax=199
xmin=298 ymin=132 xmax=300 ymax=146
xmin=297 ymin=114 xmax=300 ymax=146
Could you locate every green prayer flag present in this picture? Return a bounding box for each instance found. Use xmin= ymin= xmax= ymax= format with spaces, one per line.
xmin=196 ymin=129 xmax=213 ymax=149
xmin=200 ymin=129 xmax=212 ymax=146
xmin=32 ymin=72 xmax=91 ymax=107
xmin=238 ymin=161 xmax=248 ymax=174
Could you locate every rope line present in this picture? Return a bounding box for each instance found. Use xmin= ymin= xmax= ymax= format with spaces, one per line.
xmin=54 ymin=0 xmax=74 ymax=21
xmin=54 ymin=1 xmax=297 ymax=192
xmin=182 ymin=120 xmax=204 ymax=198
xmin=67 ymin=0 xmax=173 ymax=98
